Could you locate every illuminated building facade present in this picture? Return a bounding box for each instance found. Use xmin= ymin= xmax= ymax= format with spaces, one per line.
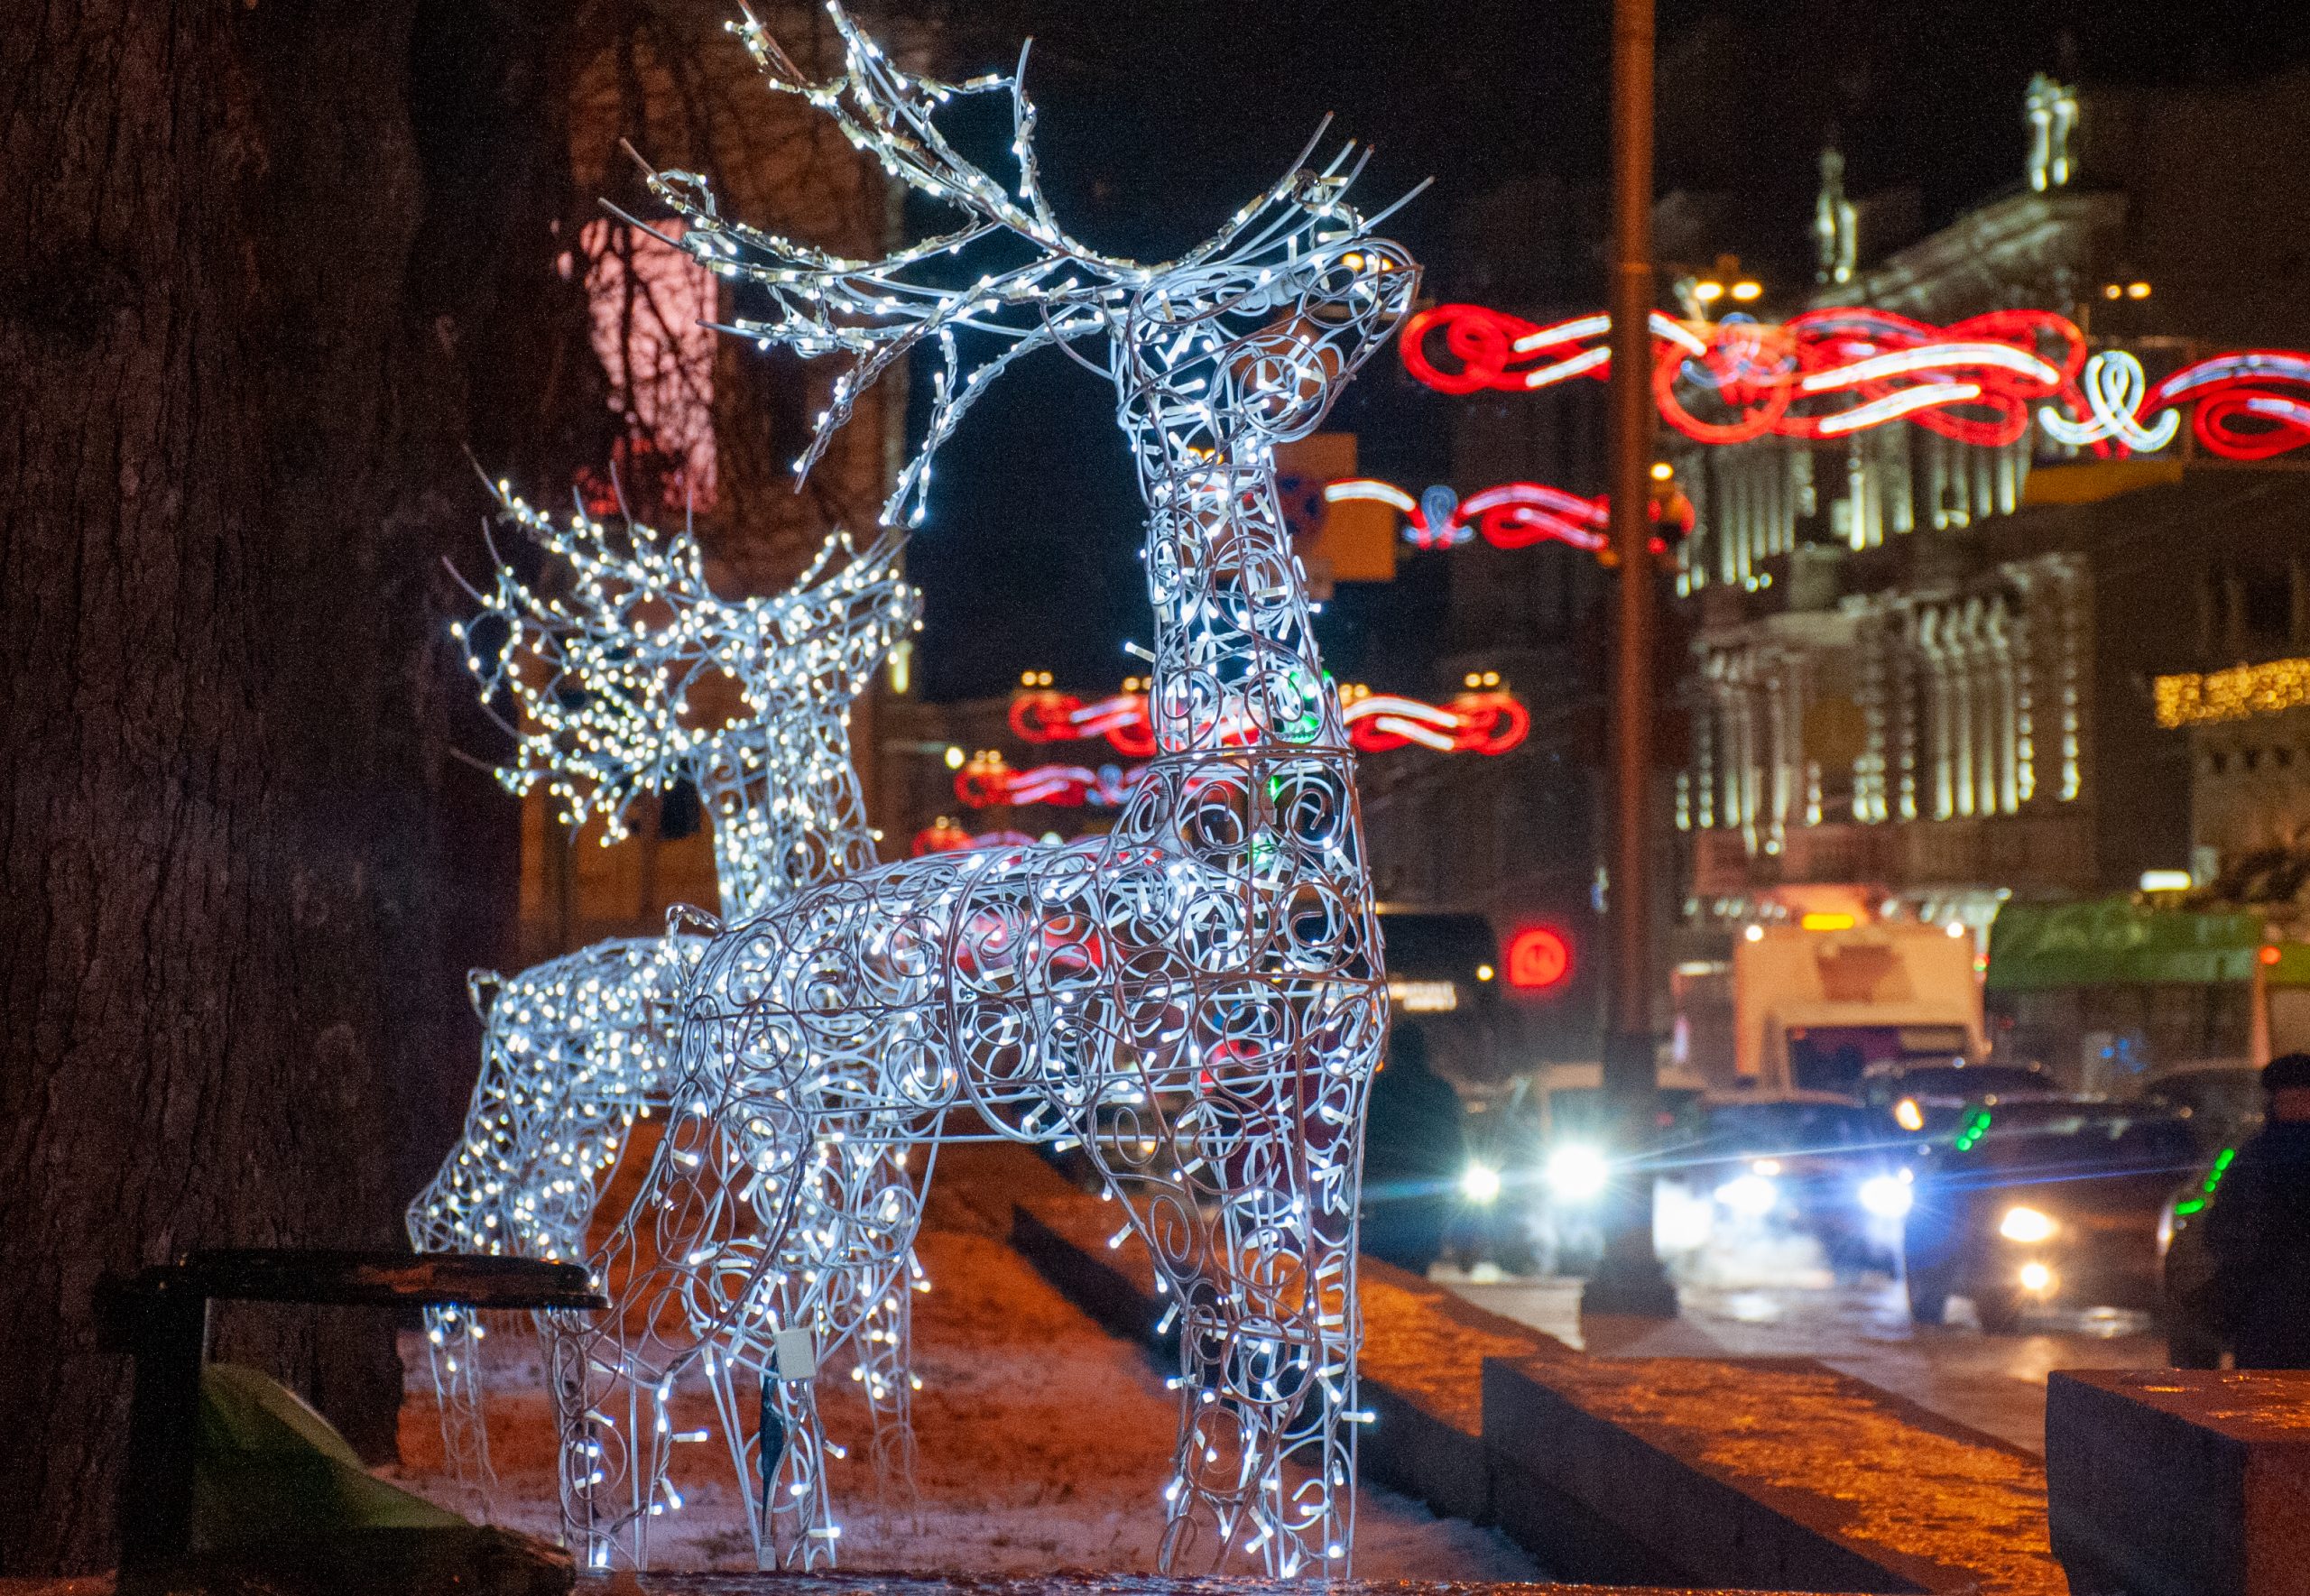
xmin=1668 ymin=69 xmax=2310 ymax=1082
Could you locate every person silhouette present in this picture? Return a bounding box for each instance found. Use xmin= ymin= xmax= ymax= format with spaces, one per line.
xmin=1359 ymin=1025 xmax=1469 ymax=1275
xmin=2205 ymin=1052 xmax=2310 ymax=1368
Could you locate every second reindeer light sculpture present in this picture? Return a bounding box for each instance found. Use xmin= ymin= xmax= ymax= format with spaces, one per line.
xmin=409 ymin=486 xmax=924 ymax=1530
xmin=557 ymin=5 xmax=1420 ymax=1577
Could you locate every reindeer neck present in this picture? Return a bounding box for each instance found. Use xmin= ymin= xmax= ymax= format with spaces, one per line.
xmin=695 ymin=711 xmax=879 ymax=922
xmin=1126 ymin=414 xmax=1345 ymax=761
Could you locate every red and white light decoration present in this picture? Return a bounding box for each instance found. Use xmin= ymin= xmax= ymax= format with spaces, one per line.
xmin=970 ymin=683 xmax=1532 ymax=811
xmin=911 ymin=819 xmax=1037 ymax=857
xmin=1400 ymin=302 xmax=2310 ymax=464
xmin=1003 ymin=682 xmax=1530 ymax=765
xmin=1325 ymin=476 xmax=1692 ymax=553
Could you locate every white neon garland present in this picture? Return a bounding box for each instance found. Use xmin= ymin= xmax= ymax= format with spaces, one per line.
xmin=2037 ymin=349 xmax=2182 ymax=451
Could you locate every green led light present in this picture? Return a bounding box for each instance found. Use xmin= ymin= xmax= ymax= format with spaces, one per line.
xmin=2203 ymin=1146 xmax=2237 ymax=1195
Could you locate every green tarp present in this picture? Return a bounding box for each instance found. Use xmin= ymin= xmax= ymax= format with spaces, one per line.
xmin=193 ymin=1362 xmax=464 ymax=1550
xmin=1986 ymin=897 xmax=2267 ymax=992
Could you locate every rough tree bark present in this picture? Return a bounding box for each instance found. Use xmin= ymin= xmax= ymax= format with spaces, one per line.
xmin=0 ymin=1 xmax=594 ymax=1573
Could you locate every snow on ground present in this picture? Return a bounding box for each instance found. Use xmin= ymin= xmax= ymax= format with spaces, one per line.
xmin=385 ymin=1147 xmax=1541 ymax=1581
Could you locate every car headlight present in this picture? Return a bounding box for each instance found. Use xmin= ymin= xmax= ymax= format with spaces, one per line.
xmin=1461 ymin=1161 xmax=1502 ymax=1204
xmin=1545 ymin=1143 xmax=1610 ymax=1203
xmin=1893 ymin=1097 xmax=1926 ymax=1132
xmin=1999 ymin=1204 xmax=2056 ymax=1243
xmin=1714 ymin=1172 xmax=1779 ymax=1217
xmin=2018 ymin=1260 xmax=2055 ymax=1293
xmin=1858 ymin=1173 xmax=1914 ymax=1219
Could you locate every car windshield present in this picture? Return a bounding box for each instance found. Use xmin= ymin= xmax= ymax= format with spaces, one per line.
xmin=2147 ymin=1070 xmax=2264 ymax=1128
xmin=1955 ymin=1102 xmax=2197 ymax=1175
xmin=1869 ymin=1065 xmax=2047 ymax=1104
xmin=1697 ymin=1102 xmax=1876 ymax=1155
xmin=1549 ymin=1084 xmax=1705 ymax=1139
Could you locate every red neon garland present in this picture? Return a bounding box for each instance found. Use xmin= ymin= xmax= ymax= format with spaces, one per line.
xmin=2147 ymin=351 xmax=2310 ymax=462
xmin=1400 ymin=303 xmax=2310 ymax=463
xmin=1326 ymin=477 xmax=1690 ymax=554
xmin=1006 ymin=686 xmax=1532 ymax=761
xmin=975 ymin=687 xmax=1532 ymax=807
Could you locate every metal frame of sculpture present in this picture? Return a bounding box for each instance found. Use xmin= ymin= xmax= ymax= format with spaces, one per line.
xmin=406 ymin=484 xmax=924 ymax=1526
xmin=551 ymin=5 xmax=1420 ymax=1577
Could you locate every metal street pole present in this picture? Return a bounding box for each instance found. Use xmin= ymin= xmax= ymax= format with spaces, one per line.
xmin=1581 ymin=0 xmax=1677 ymax=1318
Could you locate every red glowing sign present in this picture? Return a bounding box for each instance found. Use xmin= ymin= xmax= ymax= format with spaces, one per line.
xmin=1400 ymin=302 xmax=2310 ymax=464
xmin=1506 ymin=927 xmax=1573 ymax=991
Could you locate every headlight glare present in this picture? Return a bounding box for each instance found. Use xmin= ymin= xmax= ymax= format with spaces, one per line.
xmin=2000 ymin=1204 xmax=2056 ymax=1243
xmin=1858 ymin=1173 xmax=1913 ymax=1219
xmin=1714 ymin=1172 xmax=1779 ymax=1217
xmin=1545 ymin=1143 xmax=1610 ymax=1202
xmin=1461 ymin=1161 xmax=1502 ymax=1204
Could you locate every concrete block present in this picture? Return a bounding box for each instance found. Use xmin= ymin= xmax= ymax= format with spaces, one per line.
xmin=2047 ymin=1367 xmax=2310 ymax=1596
xmin=1483 ymin=1354 xmax=2059 ymax=1596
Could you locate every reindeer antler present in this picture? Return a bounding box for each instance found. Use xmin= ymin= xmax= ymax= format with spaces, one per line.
xmin=455 ymin=481 xmax=918 ymax=843
xmin=616 ymin=3 xmax=1422 ymax=529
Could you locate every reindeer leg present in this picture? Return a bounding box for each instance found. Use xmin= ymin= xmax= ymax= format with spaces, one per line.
xmin=842 ymin=1146 xmax=924 ymax=1513
xmin=856 ymin=1250 xmax=920 ymax=1509
xmin=1088 ymin=1032 xmax=1371 ymax=1578
xmin=1081 ymin=1094 xmax=1256 ymax=1574
xmin=420 ymin=1305 xmax=496 ymax=1511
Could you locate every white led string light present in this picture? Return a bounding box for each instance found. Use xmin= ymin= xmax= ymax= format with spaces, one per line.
xmin=552 ymin=4 xmax=1419 ymax=1577
xmin=406 ymin=484 xmax=925 ymax=1528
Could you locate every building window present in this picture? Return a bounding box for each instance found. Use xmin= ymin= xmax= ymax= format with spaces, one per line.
xmin=579 ymin=217 xmax=718 ymax=515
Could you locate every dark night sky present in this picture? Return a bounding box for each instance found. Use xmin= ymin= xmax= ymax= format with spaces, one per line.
xmin=896 ymin=0 xmax=2310 ymax=702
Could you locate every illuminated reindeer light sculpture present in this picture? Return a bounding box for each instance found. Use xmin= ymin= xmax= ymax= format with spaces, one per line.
xmin=556 ymin=5 xmax=1419 ymax=1576
xmin=408 ymin=487 xmax=923 ymax=1509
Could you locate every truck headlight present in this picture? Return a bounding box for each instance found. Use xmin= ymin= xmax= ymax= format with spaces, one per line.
xmin=1545 ymin=1144 xmax=1610 ymax=1203
xmin=1461 ymin=1161 xmax=1502 ymax=1204
xmin=1714 ymin=1172 xmax=1779 ymax=1217
xmin=1999 ymin=1205 xmax=2056 ymax=1243
xmin=1858 ymin=1174 xmax=1913 ymax=1219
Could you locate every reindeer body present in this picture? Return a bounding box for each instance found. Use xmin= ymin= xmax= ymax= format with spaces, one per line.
xmin=407 ymin=498 xmax=924 ymax=1516
xmin=553 ymin=11 xmax=1420 ymax=1572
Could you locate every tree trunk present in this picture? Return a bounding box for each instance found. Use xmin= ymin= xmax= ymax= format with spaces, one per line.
xmin=0 ymin=1 xmax=590 ymax=1573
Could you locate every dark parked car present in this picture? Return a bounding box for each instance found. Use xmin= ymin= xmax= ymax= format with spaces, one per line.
xmin=1860 ymin=1059 xmax=2060 ymax=1139
xmin=2141 ymin=1062 xmax=2265 ymax=1158
xmin=1673 ymin=1093 xmax=1912 ymax=1276
xmin=2158 ymin=1140 xmax=2248 ymax=1367
xmin=1903 ymin=1098 xmax=2197 ymax=1331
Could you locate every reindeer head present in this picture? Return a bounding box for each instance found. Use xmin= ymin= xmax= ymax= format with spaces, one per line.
xmin=1119 ymin=236 xmax=1420 ymax=455
xmin=455 ymin=484 xmax=918 ymax=844
xmin=625 ymin=4 xmax=1424 ymax=526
